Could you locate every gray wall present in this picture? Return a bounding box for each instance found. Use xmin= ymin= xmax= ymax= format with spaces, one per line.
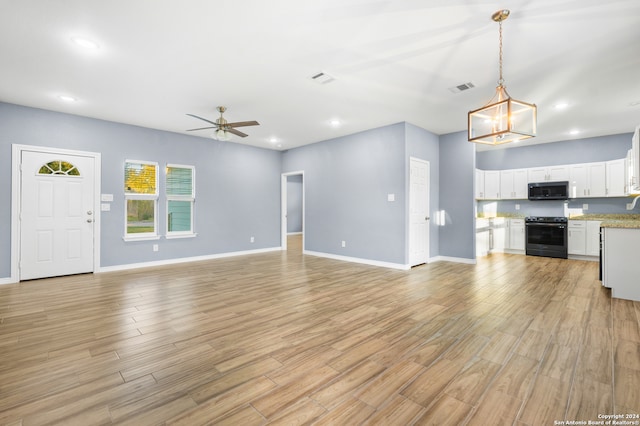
xmin=476 ymin=133 xmax=632 ymax=170
xmin=286 ymin=174 xmax=303 ymax=233
xmin=282 ymin=123 xmax=407 ymax=264
xmin=0 ymin=102 xmax=281 ymax=276
xmin=439 ymin=131 xmax=476 ymax=260
xmin=405 ymin=122 xmax=440 ymax=259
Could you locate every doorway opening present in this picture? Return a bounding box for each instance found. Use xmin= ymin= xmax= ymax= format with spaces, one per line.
xmin=281 ymin=171 xmax=304 ymax=252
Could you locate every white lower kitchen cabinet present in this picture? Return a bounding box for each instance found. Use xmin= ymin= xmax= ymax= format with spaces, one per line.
xmin=602 ymin=227 xmax=640 ymax=301
xmin=476 ymin=217 xmax=508 ymax=256
xmin=476 ymin=219 xmax=490 ymax=257
xmin=492 ymin=218 xmax=508 ymax=252
xmin=508 ymin=219 xmax=525 ymax=251
xmin=586 ymin=221 xmax=602 ymax=256
xmin=568 ymin=220 xmax=586 ymax=255
xmin=568 ymin=220 xmax=601 ymax=258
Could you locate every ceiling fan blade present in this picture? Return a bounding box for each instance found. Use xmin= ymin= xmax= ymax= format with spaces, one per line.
xmin=226 ymin=128 xmax=249 ymax=137
xmin=186 ymin=113 xmax=219 ymax=127
xmin=186 ymin=126 xmax=217 ymax=131
xmin=227 ymin=120 xmax=260 ymax=128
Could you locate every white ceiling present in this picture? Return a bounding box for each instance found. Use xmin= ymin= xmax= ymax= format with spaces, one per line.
xmin=1 ymin=0 xmax=639 ymax=151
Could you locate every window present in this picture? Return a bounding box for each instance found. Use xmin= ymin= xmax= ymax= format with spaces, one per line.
xmin=38 ymin=160 xmax=80 ymax=176
xmin=166 ymin=164 xmax=195 ymax=238
xmin=124 ymin=160 xmax=158 ymax=240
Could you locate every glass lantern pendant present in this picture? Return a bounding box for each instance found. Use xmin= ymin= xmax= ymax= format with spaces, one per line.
xmin=468 ymin=10 xmax=537 ymax=145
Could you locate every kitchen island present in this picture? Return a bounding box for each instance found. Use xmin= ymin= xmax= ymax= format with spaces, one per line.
xmin=600 ymin=216 xmax=640 ymax=302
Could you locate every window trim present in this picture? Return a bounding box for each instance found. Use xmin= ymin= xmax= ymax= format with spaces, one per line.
xmin=165 ymin=163 xmax=196 ymax=239
xmin=124 ymin=159 xmax=159 ymax=241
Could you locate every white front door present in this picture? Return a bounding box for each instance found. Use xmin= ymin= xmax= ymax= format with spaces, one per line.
xmin=409 ymin=158 xmax=430 ymax=266
xmin=20 ymin=150 xmax=96 ymax=280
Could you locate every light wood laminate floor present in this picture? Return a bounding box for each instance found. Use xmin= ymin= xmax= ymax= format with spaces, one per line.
xmin=1 ymin=235 xmax=639 ymax=425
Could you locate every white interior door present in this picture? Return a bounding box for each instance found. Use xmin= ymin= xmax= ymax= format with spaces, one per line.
xmin=409 ymin=158 xmax=430 ymax=266
xmin=20 ymin=150 xmax=96 ymax=280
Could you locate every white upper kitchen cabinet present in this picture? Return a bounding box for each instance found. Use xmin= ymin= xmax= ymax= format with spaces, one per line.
xmin=569 ymin=162 xmax=606 ymax=198
xmin=606 ymin=158 xmax=626 ymax=197
xmin=475 ymin=169 xmax=485 ymax=199
xmin=632 ymin=125 xmax=640 ymax=192
xmin=528 ymin=165 xmax=569 ymax=183
xmin=483 ymin=171 xmax=500 ymax=200
xmin=500 ymin=169 xmax=528 ymax=199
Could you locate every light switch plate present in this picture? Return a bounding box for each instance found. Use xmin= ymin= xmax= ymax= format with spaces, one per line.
xmin=387 ymin=193 xmax=395 ymax=202
xmin=101 ymin=193 xmax=114 ymax=202
xmin=101 ymin=203 xmax=111 ymax=211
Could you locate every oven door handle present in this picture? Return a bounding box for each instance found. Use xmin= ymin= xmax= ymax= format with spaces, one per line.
xmin=526 ymin=223 xmax=566 ymax=228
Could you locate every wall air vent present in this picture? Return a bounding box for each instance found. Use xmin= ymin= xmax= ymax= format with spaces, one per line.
xmin=311 ymin=71 xmax=335 ymax=84
xmin=448 ymin=82 xmax=475 ymax=93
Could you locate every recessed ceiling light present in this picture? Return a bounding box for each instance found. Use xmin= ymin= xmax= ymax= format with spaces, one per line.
xmin=58 ymin=95 xmax=77 ymax=102
xmin=330 ymin=119 xmax=341 ymax=127
xmin=71 ymin=36 xmax=99 ymax=49
xmin=269 ymin=137 xmax=278 ymax=144
xmin=554 ymin=103 xmax=569 ymax=110
xmin=569 ymin=129 xmax=580 ymax=135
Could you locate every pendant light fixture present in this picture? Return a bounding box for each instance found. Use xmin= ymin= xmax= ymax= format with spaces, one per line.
xmin=468 ymin=10 xmax=537 ymax=145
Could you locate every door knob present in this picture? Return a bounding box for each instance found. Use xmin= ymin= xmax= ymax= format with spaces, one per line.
xmin=425 ymin=216 xmax=430 ymax=220
xmin=87 ymin=211 xmax=93 ymax=215
xmin=87 ymin=219 xmax=93 ymax=223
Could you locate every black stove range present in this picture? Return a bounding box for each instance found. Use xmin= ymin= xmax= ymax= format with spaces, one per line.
xmin=525 ymin=216 xmax=568 ymax=259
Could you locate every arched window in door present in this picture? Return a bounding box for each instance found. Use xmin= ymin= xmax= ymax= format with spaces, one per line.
xmin=38 ymin=160 xmax=80 ymax=176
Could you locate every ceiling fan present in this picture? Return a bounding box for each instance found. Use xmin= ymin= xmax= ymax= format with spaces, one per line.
xmin=186 ymin=106 xmax=259 ymax=140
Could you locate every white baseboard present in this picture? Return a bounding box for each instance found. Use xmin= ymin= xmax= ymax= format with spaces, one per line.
xmin=504 ymin=249 xmax=525 ymax=255
xmin=303 ymin=250 xmax=410 ymax=270
xmin=0 ymin=277 xmax=17 ymax=285
xmin=568 ymin=254 xmax=599 ymax=262
xmin=287 ymin=232 xmax=303 ymax=236
xmin=98 ymin=247 xmax=282 ymax=273
xmin=429 ymin=255 xmax=476 ymax=265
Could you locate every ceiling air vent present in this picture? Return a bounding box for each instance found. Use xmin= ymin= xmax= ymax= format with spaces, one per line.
xmin=448 ymin=82 xmax=475 ymax=93
xmin=311 ymin=71 xmax=335 ymax=84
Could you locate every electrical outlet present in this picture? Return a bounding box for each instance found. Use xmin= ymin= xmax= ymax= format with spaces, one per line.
xmin=250 ymin=236 xmax=255 ymax=243
xmin=341 ymin=240 xmax=346 ymax=248
xmin=515 ymin=204 xmax=520 ymax=210
xmin=153 ymin=244 xmax=159 ymax=252
xmin=583 ymin=204 xmax=589 ymax=210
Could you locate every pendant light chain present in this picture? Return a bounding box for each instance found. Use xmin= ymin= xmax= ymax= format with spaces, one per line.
xmin=498 ymin=19 xmax=504 ymax=86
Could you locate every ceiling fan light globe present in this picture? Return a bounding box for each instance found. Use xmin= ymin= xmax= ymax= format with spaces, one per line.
xmin=215 ymin=129 xmax=230 ymax=141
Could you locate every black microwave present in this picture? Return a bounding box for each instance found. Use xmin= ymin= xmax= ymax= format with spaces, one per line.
xmin=528 ymin=181 xmax=569 ymax=200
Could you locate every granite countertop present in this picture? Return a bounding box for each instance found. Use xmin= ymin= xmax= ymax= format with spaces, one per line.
xmin=569 ymin=214 xmax=640 ymax=229
xmin=476 ymin=213 xmax=640 ymax=228
xmin=476 ymin=213 xmax=526 ymax=219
